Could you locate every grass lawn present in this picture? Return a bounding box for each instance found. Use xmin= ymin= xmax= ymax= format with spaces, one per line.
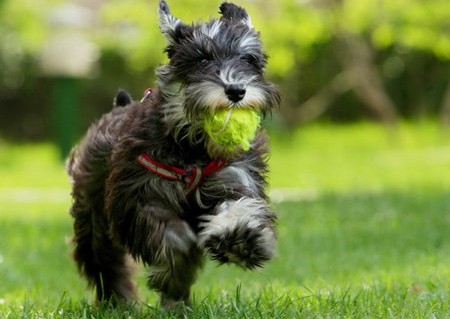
xmin=0 ymin=122 xmax=449 ymax=318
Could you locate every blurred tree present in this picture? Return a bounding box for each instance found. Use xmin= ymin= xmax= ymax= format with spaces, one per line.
xmin=0 ymin=0 xmax=449 ymax=141
xmin=0 ymin=0 xmax=49 ymax=95
xmin=266 ymin=0 xmax=449 ymax=126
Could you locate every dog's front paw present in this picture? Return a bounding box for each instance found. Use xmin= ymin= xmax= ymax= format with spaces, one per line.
xmin=203 ymin=225 xmax=275 ymax=269
xmin=199 ymin=198 xmax=276 ymax=269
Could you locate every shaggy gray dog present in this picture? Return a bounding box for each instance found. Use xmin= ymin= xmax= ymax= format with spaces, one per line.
xmin=67 ymin=0 xmax=280 ymax=309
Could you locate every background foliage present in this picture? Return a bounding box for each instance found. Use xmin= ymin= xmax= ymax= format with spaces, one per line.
xmin=0 ymin=0 xmax=449 ymax=141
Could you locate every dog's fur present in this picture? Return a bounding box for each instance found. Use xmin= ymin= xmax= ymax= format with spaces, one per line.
xmin=67 ymin=1 xmax=280 ymax=309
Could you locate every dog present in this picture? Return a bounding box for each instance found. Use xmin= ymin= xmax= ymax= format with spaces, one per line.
xmin=67 ymin=0 xmax=280 ymax=309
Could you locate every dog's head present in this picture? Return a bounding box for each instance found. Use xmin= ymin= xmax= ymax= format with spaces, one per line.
xmin=156 ymin=1 xmax=280 ymax=156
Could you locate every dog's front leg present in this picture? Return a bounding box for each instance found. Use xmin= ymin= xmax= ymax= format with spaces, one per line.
xmin=198 ymin=197 xmax=276 ymax=269
xmin=112 ymin=202 xmax=203 ymax=309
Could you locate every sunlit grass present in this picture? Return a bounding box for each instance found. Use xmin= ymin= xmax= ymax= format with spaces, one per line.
xmin=269 ymin=121 xmax=450 ymax=192
xmin=0 ymin=142 xmax=68 ymax=189
xmin=1 ymin=193 xmax=448 ymax=318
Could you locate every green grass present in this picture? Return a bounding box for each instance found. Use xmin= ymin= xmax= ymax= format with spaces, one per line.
xmin=1 ymin=122 xmax=449 ymax=318
xmin=269 ymin=121 xmax=450 ymax=192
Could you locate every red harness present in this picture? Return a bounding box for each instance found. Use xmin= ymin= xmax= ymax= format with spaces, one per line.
xmin=136 ymin=153 xmax=226 ymax=197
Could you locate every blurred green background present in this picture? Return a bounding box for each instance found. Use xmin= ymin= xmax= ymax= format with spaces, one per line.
xmin=0 ymin=0 xmax=449 ymax=149
xmin=1 ymin=1 xmax=450 ymax=316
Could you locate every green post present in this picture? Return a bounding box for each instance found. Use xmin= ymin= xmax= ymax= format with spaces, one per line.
xmin=51 ymin=77 xmax=79 ymax=158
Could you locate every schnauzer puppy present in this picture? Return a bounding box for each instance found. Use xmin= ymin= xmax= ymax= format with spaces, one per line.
xmin=67 ymin=0 xmax=280 ymax=309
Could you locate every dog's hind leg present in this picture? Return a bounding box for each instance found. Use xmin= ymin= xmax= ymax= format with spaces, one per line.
xmin=67 ymin=108 xmax=137 ymax=304
xmin=71 ymin=200 xmax=137 ymax=304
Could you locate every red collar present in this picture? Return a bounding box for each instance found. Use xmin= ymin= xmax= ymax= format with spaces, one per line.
xmin=136 ymin=153 xmax=226 ymax=197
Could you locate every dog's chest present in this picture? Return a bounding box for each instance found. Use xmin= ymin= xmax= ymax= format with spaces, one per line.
xmin=136 ymin=156 xmax=257 ymax=211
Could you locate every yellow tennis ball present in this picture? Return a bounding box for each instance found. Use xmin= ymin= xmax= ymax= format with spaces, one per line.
xmin=203 ymin=108 xmax=260 ymax=152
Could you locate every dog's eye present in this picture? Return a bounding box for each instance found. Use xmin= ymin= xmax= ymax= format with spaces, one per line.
xmin=196 ymin=50 xmax=213 ymax=65
xmin=241 ymin=54 xmax=258 ymax=65
xmin=199 ymin=55 xmax=213 ymax=65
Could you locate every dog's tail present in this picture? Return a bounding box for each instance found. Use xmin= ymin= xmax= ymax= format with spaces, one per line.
xmin=114 ymin=89 xmax=133 ymax=107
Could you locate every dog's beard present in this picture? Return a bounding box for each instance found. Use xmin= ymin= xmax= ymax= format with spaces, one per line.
xmin=160 ymin=78 xmax=270 ymax=158
xmin=184 ymin=81 xmax=269 ymax=158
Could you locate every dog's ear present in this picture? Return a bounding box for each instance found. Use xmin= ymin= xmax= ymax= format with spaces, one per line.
xmin=159 ymin=0 xmax=187 ymax=43
xmin=114 ymin=89 xmax=133 ymax=107
xmin=219 ymin=2 xmax=253 ymax=29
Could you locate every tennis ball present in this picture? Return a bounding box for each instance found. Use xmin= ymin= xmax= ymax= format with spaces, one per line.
xmin=203 ymin=108 xmax=260 ymax=152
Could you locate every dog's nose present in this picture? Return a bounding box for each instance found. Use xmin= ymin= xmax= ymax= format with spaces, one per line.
xmin=225 ymin=85 xmax=246 ymax=103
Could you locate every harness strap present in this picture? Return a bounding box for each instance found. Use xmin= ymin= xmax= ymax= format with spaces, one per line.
xmin=136 ymin=153 xmax=226 ymax=197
